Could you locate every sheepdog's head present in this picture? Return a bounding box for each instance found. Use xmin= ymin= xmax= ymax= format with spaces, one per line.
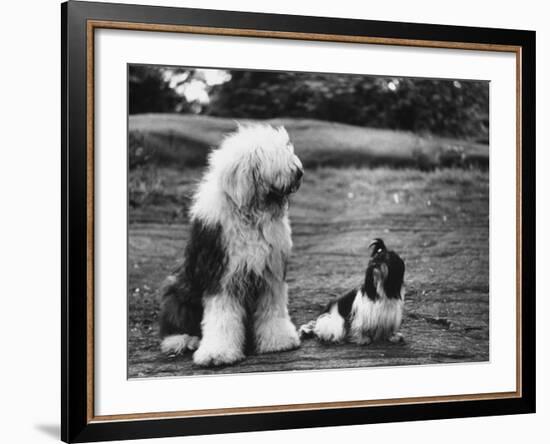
xmin=209 ymin=124 xmax=304 ymax=211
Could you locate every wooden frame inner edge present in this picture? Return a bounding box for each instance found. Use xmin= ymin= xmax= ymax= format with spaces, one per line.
xmin=85 ymin=19 xmax=523 ymax=423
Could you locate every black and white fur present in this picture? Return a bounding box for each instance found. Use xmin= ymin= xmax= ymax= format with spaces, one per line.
xmin=300 ymin=239 xmax=405 ymax=345
xmin=159 ymin=124 xmax=304 ymax=366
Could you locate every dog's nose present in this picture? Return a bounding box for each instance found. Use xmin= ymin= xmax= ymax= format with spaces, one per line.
xmin=295 ymin=168 xmax=304 ymax=180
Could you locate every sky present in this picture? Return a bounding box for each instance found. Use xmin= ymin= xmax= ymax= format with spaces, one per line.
xmin=166 ymin=68 xmax=231 ymax=104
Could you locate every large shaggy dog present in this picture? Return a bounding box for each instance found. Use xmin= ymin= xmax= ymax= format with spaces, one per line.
xmin=159 ymin=124 xmax=304 ymax=366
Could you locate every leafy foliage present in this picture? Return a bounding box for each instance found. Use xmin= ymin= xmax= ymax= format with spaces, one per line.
xmin=207 ymin=72 xmax=488 ymax=140
xmin=129 ymin=66 xmax=489 ymax=140
xmin=129 ymin=65 xmax=189 ymax=114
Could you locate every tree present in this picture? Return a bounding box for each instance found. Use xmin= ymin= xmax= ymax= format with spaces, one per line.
xmin=129 ymin=65 xmax=185 ymax=114
xmin=207 ymin=71 xmax=489 ymax=140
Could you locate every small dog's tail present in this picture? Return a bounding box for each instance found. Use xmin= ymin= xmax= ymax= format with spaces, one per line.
xmin=298 ymin=320 xmax=317 ymax=339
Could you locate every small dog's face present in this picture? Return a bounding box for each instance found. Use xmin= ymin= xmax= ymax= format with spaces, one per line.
xmin=369 ymin=242 xmax=389 ymax=282
xmin=371 ymin=261 xmax=389 ymax=288
xmin=216 ymin=124 xmax=303 ymax=208
xmin=364 ymin=239 xmax=405 ymax=301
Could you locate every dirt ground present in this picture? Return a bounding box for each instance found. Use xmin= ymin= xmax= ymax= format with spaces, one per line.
xmin=128 ymin=167 xmax=489 ymax=378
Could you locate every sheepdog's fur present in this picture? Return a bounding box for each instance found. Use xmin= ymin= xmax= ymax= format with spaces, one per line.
xmin=300 ymin=239 xmax=405 ymax=345
xmin=159 ymin=124 xmax=304 ymax=366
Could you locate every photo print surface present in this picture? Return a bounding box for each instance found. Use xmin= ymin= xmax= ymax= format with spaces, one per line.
xmin=128 ymin=64 xmax=489 ymax=378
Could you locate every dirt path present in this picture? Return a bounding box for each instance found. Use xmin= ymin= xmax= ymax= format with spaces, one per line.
xmin=128 ymin=168 xmax=489 ymax=378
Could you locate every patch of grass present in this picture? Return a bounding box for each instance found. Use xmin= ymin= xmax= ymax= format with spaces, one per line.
xmin=129 ymin=114 xmax=489 ymax=170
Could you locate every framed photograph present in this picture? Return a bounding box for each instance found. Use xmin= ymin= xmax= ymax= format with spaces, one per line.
xmin=61 ymin=1 xmax=535 ymax=442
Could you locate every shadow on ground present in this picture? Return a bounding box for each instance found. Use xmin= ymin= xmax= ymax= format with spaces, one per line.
xmin=34 ymin=424 xmax=59 ymax=440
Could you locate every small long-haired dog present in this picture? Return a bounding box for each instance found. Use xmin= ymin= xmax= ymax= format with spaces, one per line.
xmin=300 ymin=239 xmax=405 ymax=345
xmin=159 ymin=124 xmax=304 ymax=366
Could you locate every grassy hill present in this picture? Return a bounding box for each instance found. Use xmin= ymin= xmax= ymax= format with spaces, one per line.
xmin=129 ymin=114 xmax=489 ymax=170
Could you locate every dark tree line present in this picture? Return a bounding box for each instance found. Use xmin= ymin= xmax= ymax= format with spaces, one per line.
xmin=129 ymin=66 xmax=489 ymax=141
xmin=129 ymin=66 xmax=180 ymax=114
xmin=129 ymin=66 xmax=200 ymax=114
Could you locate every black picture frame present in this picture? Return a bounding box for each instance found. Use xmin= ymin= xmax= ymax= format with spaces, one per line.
xmin=61 ymin=1 xmax=536 ymax=442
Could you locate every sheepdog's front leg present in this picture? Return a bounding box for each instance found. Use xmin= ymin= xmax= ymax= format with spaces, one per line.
xmin=193 ymin=292 xmax=246 ymax=367
xmin=254 ymin=281 xmax=300 ymax=353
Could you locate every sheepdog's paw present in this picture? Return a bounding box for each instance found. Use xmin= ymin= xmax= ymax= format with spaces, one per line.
xmin=192 ymin=344 xmax=245 ymax=367
xmin=388 ymin=332 xmax=404 ymax=344
xmin=161 ymin=334 xmax=200 ymax=355
xmin=257 ymin=320 xmax=300 ymax=353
